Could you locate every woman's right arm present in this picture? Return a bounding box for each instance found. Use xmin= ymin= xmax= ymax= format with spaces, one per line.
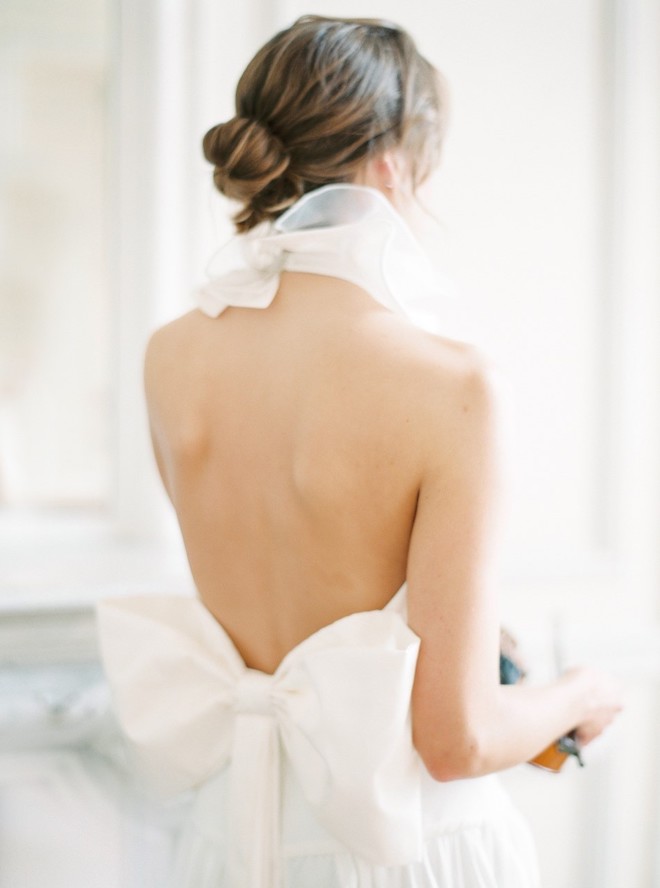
xmin=406 ymin=350 xmax=624 ymax=781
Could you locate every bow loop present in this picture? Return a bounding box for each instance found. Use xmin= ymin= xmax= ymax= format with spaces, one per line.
xmin=195 ymin=222 xmax=285 ymax=316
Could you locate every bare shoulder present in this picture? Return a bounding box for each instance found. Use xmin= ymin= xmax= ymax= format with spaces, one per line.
xmin=366 ymin=315 xmax=501 ymax=416
xmin=143 ymin=311 xmax=206 ymax=448
xmin=143 ymin=309 xmax=206 ymax=396
xmin=144 ymin=310 xmax=200 ymax=369
xmin=420 ymin=333 xmax=495 ymax=391
xmin=366 ymin=318 xmax=509 ymax=472
xmin=422 ymin=334 xmax=503 ymax=418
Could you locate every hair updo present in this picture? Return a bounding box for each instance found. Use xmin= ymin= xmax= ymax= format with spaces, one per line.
xmin=202 ymin=15 xmax=448 ymax=233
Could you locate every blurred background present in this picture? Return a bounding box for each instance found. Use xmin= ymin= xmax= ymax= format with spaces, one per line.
xmin=1 ymin=0 xmax=659 ymax=885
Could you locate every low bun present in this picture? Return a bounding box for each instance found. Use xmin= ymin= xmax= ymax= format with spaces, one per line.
xmin=202 ymin=116 xmax=303 ymax=232
xmin=201 ymin=17 xmax=447 ymax=233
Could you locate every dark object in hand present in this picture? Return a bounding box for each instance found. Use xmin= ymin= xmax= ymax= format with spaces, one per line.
xmin=499 ymin=629 xmax=585 ymax=772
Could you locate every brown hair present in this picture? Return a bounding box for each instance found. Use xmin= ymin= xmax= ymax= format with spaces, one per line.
xmin=202 ymin=15 xmax=449 ymax=233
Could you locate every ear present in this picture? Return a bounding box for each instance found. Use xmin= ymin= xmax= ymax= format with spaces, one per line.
xmin=352 ymin=148 xmax=409 ymax=195
xmin=369 ymin=150 xmax=400 ymax=190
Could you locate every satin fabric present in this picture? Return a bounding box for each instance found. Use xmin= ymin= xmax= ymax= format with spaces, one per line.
xmin=96 ymin=584 xmax=424 ymax=888
xmin=96 ymin=585 xmax=542 ymax=888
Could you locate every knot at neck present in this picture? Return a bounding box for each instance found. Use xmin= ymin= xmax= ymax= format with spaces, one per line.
xmin=242 ymin=232 xmax=286 ymax=275
xmin=233 ymin=669 xmax=275 ymax=716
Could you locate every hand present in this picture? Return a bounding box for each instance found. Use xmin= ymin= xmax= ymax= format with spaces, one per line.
xmin=562 ymin=665 xmax=625 ymax=747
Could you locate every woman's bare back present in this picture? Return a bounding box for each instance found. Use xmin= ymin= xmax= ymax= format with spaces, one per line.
xmin=144 ymin=270 xmax=477 ymax=674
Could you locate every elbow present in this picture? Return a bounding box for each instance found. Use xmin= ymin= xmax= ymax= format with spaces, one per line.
xmin=426 ymin=754 xmax=484 ymax=784
xmin=419 ymin=730 xmax=486 ymax=783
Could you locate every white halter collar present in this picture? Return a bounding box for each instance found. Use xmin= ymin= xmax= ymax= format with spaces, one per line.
xmin=194 ymin=183 xmax=464 ymax=335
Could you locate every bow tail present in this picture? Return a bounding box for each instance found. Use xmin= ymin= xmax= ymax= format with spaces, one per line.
xmin=228 ymin=713 xmax=282 ymax=888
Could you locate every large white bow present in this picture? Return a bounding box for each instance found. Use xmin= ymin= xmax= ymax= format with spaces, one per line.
xmin=95 ymin=594 xmax=423 ymax=887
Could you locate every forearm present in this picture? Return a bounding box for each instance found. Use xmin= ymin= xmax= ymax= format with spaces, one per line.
xmin=468 ymin=671 xmax=588 ymax=778
xmin=419 ymin=669 xmax=590 ymax=782
xmin=434 ymin=671 xmax=589 ymax=780
xmin=422 ymin=658 xmax=624 ymax=783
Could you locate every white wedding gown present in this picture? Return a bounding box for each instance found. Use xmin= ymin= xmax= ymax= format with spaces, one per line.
xmin=96 ymin=185 xmax=542 ymax=888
